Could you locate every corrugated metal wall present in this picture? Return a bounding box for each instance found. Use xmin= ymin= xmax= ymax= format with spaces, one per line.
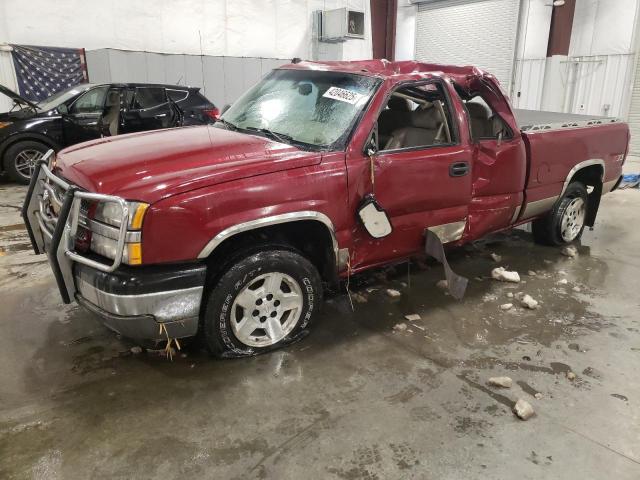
xmin=628 ymin=53 xmax=640 ymax=154
xmin=85 ymin=49 xmax=288 ymax=108
xmin=0 ymin=50 xmax=18 ymax=112
xmin=414 ymin=0 xmax=521 ymax=90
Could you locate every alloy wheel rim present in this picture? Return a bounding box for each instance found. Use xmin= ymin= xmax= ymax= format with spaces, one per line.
xmin=230 ymin=272 xmax=303 ymax=347
xmin=560 ymin=197 xmax=586 ymax=242
xmin=14 ymin=149 xmax=44 ymax=179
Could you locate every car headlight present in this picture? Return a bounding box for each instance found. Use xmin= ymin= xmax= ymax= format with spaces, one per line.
xmin=0 ymin=121 xmax=12 ymax=129
xmin=89 ymin=201 xmax=149 ymax=265
xmin=94 ymin=201 xmax=148 ymax=229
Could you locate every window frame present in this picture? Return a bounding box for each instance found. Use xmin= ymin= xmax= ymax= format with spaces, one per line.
xmin=68 ymin=85 xmax=109 ymax=115
xmin=132 ymin=86 xmax=170 ymax=110
xmin=368 ymin=79 xmax=460 ymax=155
xmin=166 ymin=88 xmax=189 ymax=103
xmin=462 ymin=92 xmax=514 ymax=142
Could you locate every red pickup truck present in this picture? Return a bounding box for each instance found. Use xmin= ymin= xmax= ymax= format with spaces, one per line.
xmin=23 ymin=60 xmax=628 ymax=357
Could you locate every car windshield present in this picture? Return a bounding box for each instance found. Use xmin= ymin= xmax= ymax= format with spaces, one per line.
xmin=218 ymin=69 xmax=380 ymax=149
xmin=37 ymin=84 xmax=91 ymax=111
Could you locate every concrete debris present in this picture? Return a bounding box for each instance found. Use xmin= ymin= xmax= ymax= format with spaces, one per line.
xmin=491 ymin=267 xmax=520 ymax=283
xmin=543 ymin=259 xmax=553 ymax=264
xmin=488 ymin=376 xmax=513 ymax=388
xmin=351 ymin=292 xmax=368 ymax=304
xmin=534 ymin=392 xmax=543 ymax=400
xmin=561 ymin=245 xmax=578 ymax=258
xmin=557 ymin=278 xmax=568 ymax=285
xmin=519 ymin=294 xmax=539 ymax=309
xmin=490 ymin=253 xmax=502 ymax=262
xmin=436 ymin=279 xmax=448 ymax=290
xmin=393 ymin=323 xmax=408 ymax=332
xmin=527 ymin=270 xmax=537 ymax=276
xmin=558 ymin=270 xmax=567 ymax=276
xmin=130 ymin=346 xmax=143 ymax=355
xmin=506 ymin=292 xmax=514 ymax=298
xmin=404 ymin=314 xmax=421 ymax=322
xmin=513 ymin=398 xmax=535 ymax=420
xmin=386 ymin=289 xmax=402 ymax=298
xmin=483 ymin=293 xmax=498 ymax=302
xmin=572 ymin=285 xmax=582 ymax=292
xmin=500 ymin=303 xmax=513 ymax=311
xmin=566 ymin=371 xmax=576 ymax=381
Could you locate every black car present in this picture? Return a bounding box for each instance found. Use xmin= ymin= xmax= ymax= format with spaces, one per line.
xmin=0 ymin=83 xmax=219 ymax=183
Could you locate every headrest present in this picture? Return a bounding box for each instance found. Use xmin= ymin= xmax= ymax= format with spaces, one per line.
xmin=410 ymin=105 xmax=442 ymax=129
xmin=387 ymin=95 xmax=411 ymax=112
xmin=466 ymin=101 xmax=490 ymax=120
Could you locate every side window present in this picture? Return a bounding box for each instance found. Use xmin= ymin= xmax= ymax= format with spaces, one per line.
xmin=166 ymin=88 xmax=189 ymax=103
xmin=464 ymin=95 xmax=511 ymax=141
xmin=70 ymin=86 xmax=108 ymax=114
xmin=124 ymin=89 xmax=135 ymax=109
xmin=376 ymin=82 xmax=455 ymax=152
xmin=133 ymin=87 xmax=168 ymax=109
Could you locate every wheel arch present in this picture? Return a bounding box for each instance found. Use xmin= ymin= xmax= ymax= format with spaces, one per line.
xmin=562 ymin=159 xmax=604 ymax=227
xmin=199 ymin=211 xmax=341 ymax=286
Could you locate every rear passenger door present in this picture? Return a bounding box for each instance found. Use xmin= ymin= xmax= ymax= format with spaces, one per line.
xmin=349 ymin=80 xmax=473 ymax=267
xmin=120 ymin=87 xmax=177 ymax=134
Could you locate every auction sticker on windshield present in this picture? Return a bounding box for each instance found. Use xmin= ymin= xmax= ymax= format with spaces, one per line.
xmin=323 ymin=86 xmax=363 ymax=105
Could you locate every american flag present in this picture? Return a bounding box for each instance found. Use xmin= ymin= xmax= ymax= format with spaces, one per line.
xmin=10 ymin=44 xmax=89 ymax=102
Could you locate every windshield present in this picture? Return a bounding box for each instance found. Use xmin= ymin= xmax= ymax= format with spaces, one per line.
xmin=37 ymin=84 xmax=91 ymax=111
xmin=218 ymin=69 xmax=380 ymax=149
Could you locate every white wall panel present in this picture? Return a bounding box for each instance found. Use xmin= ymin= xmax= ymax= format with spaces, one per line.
xmin=628 ymin=53 xmax=640 ymax=154
xmin=415 ymin=0 xmax=521 ymax=90
xmin=512 ymin=58 xmax=546 ymax=110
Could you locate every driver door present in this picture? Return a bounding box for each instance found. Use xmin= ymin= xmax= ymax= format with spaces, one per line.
xmin=348 ymin=80 xmax=473 ymax=268
xmin=120 ymin=87 xmax=177 ymax=134
xmin=62 ymin=86 xmax=109 ymax=144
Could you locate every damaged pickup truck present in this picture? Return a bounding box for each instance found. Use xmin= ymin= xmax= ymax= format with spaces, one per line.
xmin=23 ymin=60 xmax=629 ymax=357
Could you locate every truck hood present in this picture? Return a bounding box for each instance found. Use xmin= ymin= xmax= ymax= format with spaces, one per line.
xmin=55 ymin=126 xmax=323 ymax=203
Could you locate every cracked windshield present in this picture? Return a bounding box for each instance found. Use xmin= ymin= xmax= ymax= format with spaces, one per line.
xmin=217 ymin=69 xmax=380 ymax=148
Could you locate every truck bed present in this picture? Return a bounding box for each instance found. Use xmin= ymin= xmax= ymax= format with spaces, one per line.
xmin=514 ymin=109 xmax=619 ymax=132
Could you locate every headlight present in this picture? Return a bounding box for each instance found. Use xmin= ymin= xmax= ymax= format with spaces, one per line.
xmin=89 ymin=200 xmax=148 ymax=265
xmin=0 ymin=121 xmax=12 ymax=129
xmin=94 ymin=201 xmax=148 ymax=229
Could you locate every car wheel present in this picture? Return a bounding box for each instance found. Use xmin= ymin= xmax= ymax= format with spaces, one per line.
xmin=203 ymin=248 xmax=322 ymax=358
xmin=532 ymin=181 xmax=588 ymax=246
xmin=4 ymin=141 xmax=49 ymax=184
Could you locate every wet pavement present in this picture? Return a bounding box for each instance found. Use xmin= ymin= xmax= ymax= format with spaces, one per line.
xmin=1 ymin=180 xmax=640 ymax=479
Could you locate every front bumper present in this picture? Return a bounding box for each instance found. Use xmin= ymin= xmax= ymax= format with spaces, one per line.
xmin=22 ymin=152 xmax=206 ymax=340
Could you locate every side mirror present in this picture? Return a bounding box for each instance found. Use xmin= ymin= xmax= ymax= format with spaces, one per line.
xmin=365 ymin=129 xmax=378 ymax=157
xmin=57 ymin=104 xmax=68 ymax=115
xmin=221 ymin=104 xmax=231 ymax=115
xmin=357 ymin=194 xmax=392 ymax=239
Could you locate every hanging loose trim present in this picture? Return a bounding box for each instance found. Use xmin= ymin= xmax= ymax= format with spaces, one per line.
xmin=424 ymin=229 xmax=468 ymax=300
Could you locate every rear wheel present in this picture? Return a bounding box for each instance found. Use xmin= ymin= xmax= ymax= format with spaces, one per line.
xmin=203 ymin=248 xmax=322 ymax=358
xmin=532 ymin=181 xmax=588 ymax=246
xmin=4 ymin=140 xmax=49 ymax=184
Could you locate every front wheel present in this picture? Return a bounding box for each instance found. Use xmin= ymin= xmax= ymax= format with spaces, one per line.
xmin=532 ymin=181 xmax=588 ymax=246
xmin=4 ymin=140 xmax=50 ymax=184
xmin=203 ymin=249 xmax=322 ymax=358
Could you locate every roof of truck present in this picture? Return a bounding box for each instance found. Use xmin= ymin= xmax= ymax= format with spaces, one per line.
xmin=281 ymin=60 xmax=486 ymax=83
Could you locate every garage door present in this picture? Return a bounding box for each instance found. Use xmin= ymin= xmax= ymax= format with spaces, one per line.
xmin=628 ymin=54 xmax=640 ymax=155
xmin=415 ymin=0 xmax=521 ymax=91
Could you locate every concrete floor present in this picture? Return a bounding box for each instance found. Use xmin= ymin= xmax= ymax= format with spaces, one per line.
xmin=1 ymin=175 xmax=639 ymax=479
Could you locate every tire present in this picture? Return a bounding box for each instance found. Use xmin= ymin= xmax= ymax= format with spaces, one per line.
xmin=532 ymin=181 xmax=588 ymax=246
xmin=4 ymin=140 xmax=50 ymax=184
xmin=203 ymin=248 xmax=322 ymax=358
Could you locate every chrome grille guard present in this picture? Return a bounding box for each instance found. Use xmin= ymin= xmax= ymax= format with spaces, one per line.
xmin=22 ymin=150 xmax=130 ymax=303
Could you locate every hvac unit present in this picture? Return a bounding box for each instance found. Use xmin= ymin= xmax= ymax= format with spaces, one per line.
xmin=317 ymin=8 xmax=365 ymax=42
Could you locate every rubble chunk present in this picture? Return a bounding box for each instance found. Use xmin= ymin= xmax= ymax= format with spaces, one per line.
xmin=519 ymin=294 xmax=539 ymax=310
xmin=561 ymin=246 xmax=578 ymax=258
xmin=566 ymin=371 xmax=576 ymax=381
xmin=488 ymin=376 xmax=513 ymax=388
xmin=490 ymin=253 xmax=502 ymax=262
xmin=130 ymin=346 xmax=143 ymax=355
xmin=500 ymin=303 xmax=513 ymax=311
xmin=534 ymin=392 xmax=543 ymax=400
xmin=351 ymin=292 xmax=368 ymax=304
xmin=557 ymin=278 xmax=568 ymax=285
xmin=386 ymin=289 xmax=401 ymax=298
xmin=404 ymin=314 xmax=421 ymax=322
xmin=513 ymin=398 xmax=535 ymax=420
xmin=572 ymin=286 xmax=582 ymax=293
xmin=436 ymin=279 xmax=448 ymax=290
xmin=527 ymin=270 xmax=537 ymax=276
xmin=506 ymin=292 xmax=514 ymax=298
xmin=392 ymin=323 xmax=407 ymax=332
xmin=491 ymin=267 xmax=520 ymax=283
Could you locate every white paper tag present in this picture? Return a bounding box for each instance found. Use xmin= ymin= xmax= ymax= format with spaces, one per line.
xmin=322 ymin=86 xmax=363 ymax=105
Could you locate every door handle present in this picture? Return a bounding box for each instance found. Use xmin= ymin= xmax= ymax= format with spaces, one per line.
xmin=449 ymin=161 xmax=469 ymax=177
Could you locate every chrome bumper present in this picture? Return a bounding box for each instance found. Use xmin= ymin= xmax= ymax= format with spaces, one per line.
xmin=22 ymin=151 xmax=205 ymax=340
